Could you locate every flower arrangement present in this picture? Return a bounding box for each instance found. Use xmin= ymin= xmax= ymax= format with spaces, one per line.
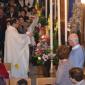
xmin=32 ymin=34 xmax=50 ymax=65
xmin=32 ymin=16 xmax=58 ymax=66
xmin=32 ymin=41 xmax=58 ymax=66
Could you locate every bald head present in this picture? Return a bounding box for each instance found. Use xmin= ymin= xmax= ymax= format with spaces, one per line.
xmin=68 ymin=33 xmax=79 ymax=46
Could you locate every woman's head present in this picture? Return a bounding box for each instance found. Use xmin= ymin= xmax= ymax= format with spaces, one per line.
xmin=57 ymin=45 xmax=70 ymax=60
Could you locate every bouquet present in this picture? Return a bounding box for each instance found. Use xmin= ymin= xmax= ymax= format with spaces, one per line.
xmin=32 ymin=35 xmax=50 ymax=65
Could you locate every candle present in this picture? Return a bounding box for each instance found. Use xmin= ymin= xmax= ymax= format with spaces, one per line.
xmin=45 ymin=0 xmax=48 ymax=18
xmin=57 ymin=0 xmax=61 ymax=46
xmin=50 ymin=0 xmax=54 ymax=74
xmin=65 ymin=0 xmax=68 ymax=44
xmin=81 ymin=0 xmax=85 ymax=4
xmin=35 ymin=0 xmax=38 ymax=9
xmin=54 ymin=0 xmax=57 ymax=20
xmin=50 ymin=0 xmax=53 ymax=52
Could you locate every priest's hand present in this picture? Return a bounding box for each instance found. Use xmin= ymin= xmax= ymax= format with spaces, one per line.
xmin=26 ymin=31 xmax=33 ymax=37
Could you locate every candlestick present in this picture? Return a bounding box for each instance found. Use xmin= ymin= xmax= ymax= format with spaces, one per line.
xmin=50 ymin=0 xmax=53 ymax=52
xmin=45 ymin=0 xmax=48 ymax=19
xmin=50 ymin=0 xmax=53 ymax=75
xmin=54 ymin=0 xmax=57 ymax=20
xmin=65 ymin=0 xmax=68 ymax=44
xmin=57 ymin=0 xmax=61 ymax=46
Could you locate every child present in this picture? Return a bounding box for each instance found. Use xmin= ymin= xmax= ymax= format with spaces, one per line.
xmin=69 ymin=67 xmax=85 ymax=85
xmin=17 ymin=79 xmax=27 ymax=85
xmin=54 ymin=45 xmax=73 ymax=85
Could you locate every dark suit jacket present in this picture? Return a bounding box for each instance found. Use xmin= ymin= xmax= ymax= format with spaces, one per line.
xmin=0 ymin=15 xmax=7 ymax=42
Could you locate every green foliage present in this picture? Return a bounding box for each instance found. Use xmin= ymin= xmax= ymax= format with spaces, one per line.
xmin=38 ymin=16 xmax=48 ymax=26
xmin=53 ymin=55 xmax=59 ymax=65
xmin=53 ymin=31 xmax=58 ymax=52
xmin=32 ymin=55 xmax=43 ymax=65
xmin=44 ymin=48 xmax=50 ymax=55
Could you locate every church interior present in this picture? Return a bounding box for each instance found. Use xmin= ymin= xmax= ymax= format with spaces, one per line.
xmin=0 ymin=0 xmax=85 ymax=85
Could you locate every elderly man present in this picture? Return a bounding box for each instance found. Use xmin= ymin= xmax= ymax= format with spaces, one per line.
xmin=68 ymin=33 xmax=85 ymax=68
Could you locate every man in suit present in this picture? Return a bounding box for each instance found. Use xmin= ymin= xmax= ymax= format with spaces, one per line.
xmin=0 ymin=6 xmax=7 ymax=62
xmin=6 ymin=5 xmax=18 ymax=19
xmin=68 ymin=33 xmax=84 ymax=68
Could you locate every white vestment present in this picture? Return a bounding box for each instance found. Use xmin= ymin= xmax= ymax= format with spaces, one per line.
xmin=27 ymin=16 xmax=39 ymax=45
xmin=4 ymin=25 xmax=31 ymax=78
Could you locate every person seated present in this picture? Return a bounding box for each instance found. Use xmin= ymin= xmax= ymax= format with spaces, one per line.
xmin=0 ymin=76 xmax=6 ymax=85
xmin=69 ymin=67 xmax=85 ymax=85
xmin=17 ymin=79 xmax=27 ymax=85
xmin=0 ymin=63 xmax=9 ymax=78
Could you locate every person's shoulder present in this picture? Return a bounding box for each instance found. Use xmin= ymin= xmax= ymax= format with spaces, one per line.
xmin=7 ymin=25 xmax=15 ymax=31
xmin=81 ymin=80 xmax=85 ymax=85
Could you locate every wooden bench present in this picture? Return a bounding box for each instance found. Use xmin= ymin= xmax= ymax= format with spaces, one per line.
xmin=36 ymin=77 xmax=56 ymax=85
xmin=9 ymin=78 xmax=31 ymax=85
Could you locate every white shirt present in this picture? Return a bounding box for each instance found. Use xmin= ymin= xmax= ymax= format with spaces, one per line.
xmin=75 ymin=80 xmax=85 ymax=85
xmin=72 ymin=44 xmax=80 ymax=50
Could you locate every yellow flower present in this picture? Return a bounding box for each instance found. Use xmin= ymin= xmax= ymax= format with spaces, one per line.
xmin=15 ymin=64 xmax=19 ymax=69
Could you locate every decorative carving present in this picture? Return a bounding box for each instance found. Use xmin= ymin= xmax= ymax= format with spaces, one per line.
xmin=68 ymin=1 xmax=81 ymax=34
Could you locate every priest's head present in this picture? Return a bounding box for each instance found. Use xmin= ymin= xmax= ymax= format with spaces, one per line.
xmin=11 ymin=18 xmax=21 ymax=29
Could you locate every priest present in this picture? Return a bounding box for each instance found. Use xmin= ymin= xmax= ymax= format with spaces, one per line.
xmin=4 ymin=18 xmax=31 ymax=78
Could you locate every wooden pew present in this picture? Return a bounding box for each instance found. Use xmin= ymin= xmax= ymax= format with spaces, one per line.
xmin=36 ymin=77 xmax=56 ymax=85
xmin=10 ymin=78 xmax=31 ymax=85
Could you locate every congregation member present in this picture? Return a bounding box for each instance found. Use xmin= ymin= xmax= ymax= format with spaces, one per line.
xmin=4 ymin=18 xmax=31 ymax=78
xmin=0 ymin=6 xmax=7 ymax=62
xmin=68 ymin=33 xmax=85 ymax=68
xmin=4 ymin=0 xmax=16 ymax=13
xmin=6 ymin=5 xmax=18 ymax=19
xmin=16 ymin=0 xmax=34 ymax=11
xmin=0 ymin=63 xmax=9 ymax=78
xmin=54 ymin=45 xmax=73 ymax=85
xmin=17 ymin=16 xmax=28 ymax=34
xmin=27 ymin=16 xmax=39 ymax=61
xmin=0 ymin=76 xmax=6 ymax=85
xmin=23 ymin=6 xmax=31 ymax=17
xmin=19 ymin=9 xmax=29 ymax=22
xmin=69 ymin=67 xmax=85 ymax=85
xmin=17 ymin=79 xmax=28 ymax=85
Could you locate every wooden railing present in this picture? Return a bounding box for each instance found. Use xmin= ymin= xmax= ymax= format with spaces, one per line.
xmin=36 ymin=77 xmax=56 ymax=85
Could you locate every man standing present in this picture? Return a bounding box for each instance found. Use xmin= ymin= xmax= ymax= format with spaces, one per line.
xmin=68 ymin=33 xmax=84 ymax=68
xmin=4 ymin=19 xmax=31 ymax=78
xmin=0 ymin=6 xmax=7 ymax=62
